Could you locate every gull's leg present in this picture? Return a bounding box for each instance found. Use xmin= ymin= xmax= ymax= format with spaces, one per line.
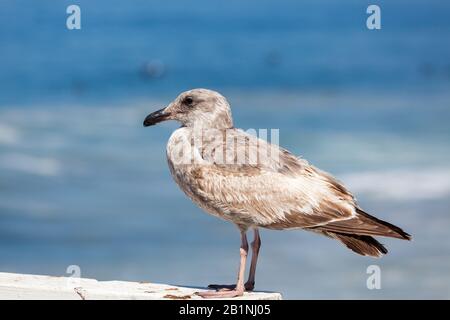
xmin=245 ymin=228 xmax=261 ymax=291
xmin=197 ymin=231 xmax=248 ymax=298
xmin=209 ymin=228 xmax=261 ymax=292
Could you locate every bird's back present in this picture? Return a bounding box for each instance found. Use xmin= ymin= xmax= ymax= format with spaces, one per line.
xmin=165 ymin=126 xmax=410 ymax=257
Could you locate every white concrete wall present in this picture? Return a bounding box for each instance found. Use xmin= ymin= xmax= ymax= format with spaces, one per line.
xmin=0 ymin=272 xmax=282 ymax=300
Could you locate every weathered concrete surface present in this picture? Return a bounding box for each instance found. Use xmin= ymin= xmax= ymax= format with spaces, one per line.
xmin=0 ymin=272 xmax=282 ymax=300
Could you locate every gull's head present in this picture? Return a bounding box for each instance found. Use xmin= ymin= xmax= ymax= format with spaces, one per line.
xmin=143 ymin=89 xmax=233 ymax=129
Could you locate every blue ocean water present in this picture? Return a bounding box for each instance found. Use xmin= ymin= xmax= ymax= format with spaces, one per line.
xmin=0 ymin=0 xmax=450 ymax=298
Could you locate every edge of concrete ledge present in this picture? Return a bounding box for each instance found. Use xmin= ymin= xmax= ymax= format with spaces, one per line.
xmin=0 ymin=272 xmax=282 ymax=300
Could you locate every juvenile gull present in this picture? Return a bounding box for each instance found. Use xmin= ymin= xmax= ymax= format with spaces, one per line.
xmin=143 ymin=89 xmax=411 ymax=298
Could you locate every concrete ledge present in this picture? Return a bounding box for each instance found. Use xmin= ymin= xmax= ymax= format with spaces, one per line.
xmin=0 ymin=272 xmax=282 ymax=300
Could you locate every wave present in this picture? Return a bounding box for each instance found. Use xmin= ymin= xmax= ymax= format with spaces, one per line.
xmin=0 ymin=123 xmax=20 ymax=145
xmin=339 ymin=168 xmax=450 ymax=201
xmin=0 ymin=153 xmax=62 ymax=176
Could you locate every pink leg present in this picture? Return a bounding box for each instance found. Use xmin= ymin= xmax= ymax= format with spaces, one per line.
xmin=245 ymin=228 xmax=261 ymax=291
xmin=208 ymin=228 xmax=261 ymax=292
xmin=197 ymin=231 xmax=248 ymax=298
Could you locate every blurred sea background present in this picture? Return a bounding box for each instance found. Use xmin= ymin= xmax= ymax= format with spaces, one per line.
xmin=1 ymin=0 xmax=450 ymax=298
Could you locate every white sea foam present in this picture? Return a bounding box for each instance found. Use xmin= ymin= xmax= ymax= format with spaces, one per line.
xmin=0 ymin=153 xmax=62 ymax=176
xmin=340 ymin=168 xmax=450 ymax=201
xmin=0 ymin=123 xmax=20 ymax=145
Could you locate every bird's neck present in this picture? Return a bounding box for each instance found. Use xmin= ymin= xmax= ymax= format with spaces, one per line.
xmin=188 ymin=118 xmax=233 ymax=130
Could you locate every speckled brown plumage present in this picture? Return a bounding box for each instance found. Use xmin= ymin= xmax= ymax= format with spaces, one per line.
xmin=143 ymin=88 xmax=411 ymax=298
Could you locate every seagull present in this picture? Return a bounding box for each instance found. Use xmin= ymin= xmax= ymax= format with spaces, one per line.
xmin=143 ymin=88 xmax=411 ymax=298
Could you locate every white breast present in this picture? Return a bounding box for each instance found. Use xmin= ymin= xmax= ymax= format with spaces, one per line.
xmin=165 ymin=128 xmax=227 ymax=220
xmin=166 ymin=127 xmax=206 ymax=167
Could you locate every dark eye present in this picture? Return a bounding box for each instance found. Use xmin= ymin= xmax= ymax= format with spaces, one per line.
xmin=184 ymin=96 xmax=194 ymax=106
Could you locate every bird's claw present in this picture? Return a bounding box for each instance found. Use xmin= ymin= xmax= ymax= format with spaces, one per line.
xmin=196 ymin=288 xmax=245 ymax=299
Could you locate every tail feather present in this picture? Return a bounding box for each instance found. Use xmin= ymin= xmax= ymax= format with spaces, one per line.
xmin=315 ymin=208 xmax=412 ymax=240
xmin=326 ymin=232 xmax=388 ymax=257
xmin=356 ymin=208 xmax=412 ymax=240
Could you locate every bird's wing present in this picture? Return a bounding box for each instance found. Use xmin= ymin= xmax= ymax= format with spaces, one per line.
xmin=178 ymin=128 xmax=357 ymax=228
xmin=185 ymin=161 xmax=358 ymax=229
xmin=184 ymin=129 xmax=411 ymax=238
xmin=198 ymin=128 xmax=310 ymax=175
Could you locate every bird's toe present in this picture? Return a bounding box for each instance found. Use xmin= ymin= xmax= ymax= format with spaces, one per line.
xmin=196 ymin=289 xmax=244 ymax=299
xmin=207 ymin=284 xmax=236 ymax=291
xmin=244 ymin=281 xmax=255 ymax=291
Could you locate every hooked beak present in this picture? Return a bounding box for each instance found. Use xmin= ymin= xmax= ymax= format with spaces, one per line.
xmin=143 ymin=108 xmax=170 ymax=127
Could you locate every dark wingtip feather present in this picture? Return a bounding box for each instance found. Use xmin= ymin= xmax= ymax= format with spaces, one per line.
xmin=356 ymin=208 xmax=412 ymax=241
xmin=332 ymin=233 xmax=388 ymax=258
